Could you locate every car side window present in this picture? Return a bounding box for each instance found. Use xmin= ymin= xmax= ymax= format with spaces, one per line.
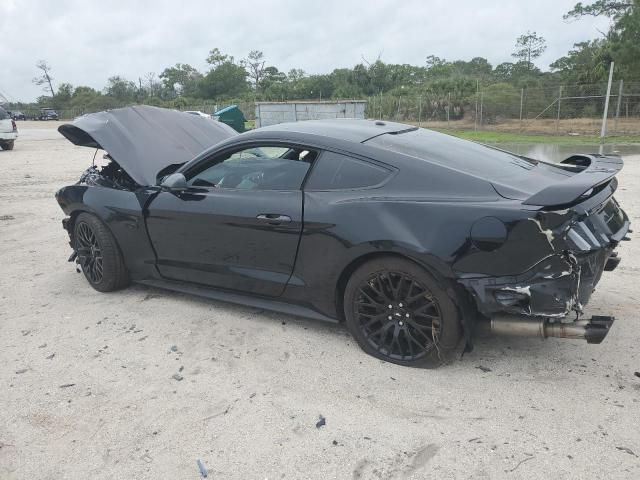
xmin=187 ymin=145 xmax=316 ymax=191
xmin=305 ymin=151 xmax=392 ymax=190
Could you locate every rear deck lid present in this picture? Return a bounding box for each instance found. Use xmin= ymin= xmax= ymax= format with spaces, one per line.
xmin=58 ymin=105 xmax=237 ymax=186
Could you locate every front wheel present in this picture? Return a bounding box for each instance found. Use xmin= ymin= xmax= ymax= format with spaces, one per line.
xmin=0 ymin=141 xmax=14 ymax=150
xmin=73 ymin=213 xmax=129 ymax=292
xmin=344 ymin=257 xmax=462 ymax=368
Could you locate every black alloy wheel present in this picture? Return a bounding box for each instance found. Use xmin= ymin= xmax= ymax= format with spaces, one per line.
xmin=344 ymin=257 xmax=462 ymax=367
xmin=355 ymin=271 xmax=442 ymax=361
xmin=72 ymin=213 xmax=129 ymax=292
xmin=75 ymin=221 xmax=104 ymax=284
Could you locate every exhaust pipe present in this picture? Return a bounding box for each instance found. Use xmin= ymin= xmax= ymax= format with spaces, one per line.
xmin=490 ymin=315 xmax=614 ymax=344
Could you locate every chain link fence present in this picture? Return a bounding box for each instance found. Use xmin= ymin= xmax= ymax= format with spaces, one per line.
xmin=11 ymin=81 xmax=640 ymax=138
xmin=366 ymin=81 xmax=640 ymax=136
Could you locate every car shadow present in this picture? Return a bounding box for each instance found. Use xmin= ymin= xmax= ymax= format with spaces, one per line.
xmin=129 ymin=283 xmax=583 ymax=369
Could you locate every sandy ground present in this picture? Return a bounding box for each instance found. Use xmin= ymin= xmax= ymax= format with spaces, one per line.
xmin=1 ymin=122 xmax=639 ymax=480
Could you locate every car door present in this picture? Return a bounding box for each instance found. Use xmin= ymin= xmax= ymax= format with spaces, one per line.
xmin=145 ymin=143 xmax=315 ymax=297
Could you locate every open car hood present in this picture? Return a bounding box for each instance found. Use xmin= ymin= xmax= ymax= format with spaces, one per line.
xmin=58 ymin=105 xmax=237 ymax=186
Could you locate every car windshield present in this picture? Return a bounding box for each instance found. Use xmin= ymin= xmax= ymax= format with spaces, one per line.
xmin=365 ymin=128 xmax=546 ymax=181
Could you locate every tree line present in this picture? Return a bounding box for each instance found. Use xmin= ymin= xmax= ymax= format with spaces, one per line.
xmin=18 ymin=0 xmax=640 ymax=117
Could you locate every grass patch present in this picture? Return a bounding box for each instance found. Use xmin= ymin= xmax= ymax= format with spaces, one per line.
xmin=432 ymin=129 xmax=640 ymax=145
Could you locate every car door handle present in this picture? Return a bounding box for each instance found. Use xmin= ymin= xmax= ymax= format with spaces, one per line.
xmin=256 ymin=214 xmax=292 ymax=225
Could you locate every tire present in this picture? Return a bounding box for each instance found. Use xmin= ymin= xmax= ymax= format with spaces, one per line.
xmin=73 ymin=213 xmax=129 ymax=292
xmin=2 ymin=141 xmax=14 ymax=151
xmin=344 ymin=256 xmax=462 ymax=368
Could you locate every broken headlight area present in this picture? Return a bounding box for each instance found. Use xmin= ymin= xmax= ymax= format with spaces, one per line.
xmin=460 ymin=247 xmax=616 ymax=319
xmin=78 ymin=155 xmax=138 ymax=191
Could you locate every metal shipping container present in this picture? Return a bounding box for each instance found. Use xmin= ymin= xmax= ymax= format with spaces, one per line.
xmin=255 ymin=100 xmax=367 ymax=128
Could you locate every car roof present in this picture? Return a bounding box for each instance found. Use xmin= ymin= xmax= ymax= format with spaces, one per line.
xmin=254 ymin=119 xmax=417 ymax=144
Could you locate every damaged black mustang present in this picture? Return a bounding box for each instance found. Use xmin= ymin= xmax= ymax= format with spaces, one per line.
xmin=55 ymin=106 xmax=631 ymax=367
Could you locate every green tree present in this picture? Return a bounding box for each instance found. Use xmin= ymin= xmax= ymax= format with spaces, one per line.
xmin=259 ymin=66 xmax=286 ymax=92
xmin=105 ymin=76 xmax=137 ymax=102
xmin=564 ymin=0 xmax=640 ymax=79
xmin=206 ymin=48 xmax=231 ymax=67
xmin=199 ymin=61 xmax=249 ymax=98
xmin=242 ymin=50 xmax=266 ymax=92
xmin=564 ymin=1 xmax=633 ymax=20
xmin=512 ymin=31 xmax=547 ymax=71
xmin=287 ymin=69 xmax=306 ymax=82
xmin=159 ymin=63 xmax=201 ymax=97
xmin=550 ymin=39 xmax=610 ymax=83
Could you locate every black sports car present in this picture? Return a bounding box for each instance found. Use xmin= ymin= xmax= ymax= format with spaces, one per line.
xmin=55 ymin=106 xmax=630 ymax=367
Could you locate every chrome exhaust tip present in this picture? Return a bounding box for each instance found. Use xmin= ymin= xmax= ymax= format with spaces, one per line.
xmin=490 ymin=315 xmax=614 ymax=344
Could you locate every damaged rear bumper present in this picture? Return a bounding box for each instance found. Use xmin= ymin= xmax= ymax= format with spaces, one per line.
xmin=460 ymin=248 xmax=616 ymax=319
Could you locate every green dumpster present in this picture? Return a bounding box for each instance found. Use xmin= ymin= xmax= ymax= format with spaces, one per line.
xmin=212 ymin=105 xmax=246 ymax=133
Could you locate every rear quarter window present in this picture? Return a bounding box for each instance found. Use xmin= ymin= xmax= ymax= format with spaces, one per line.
xmin=305 ymin=151 xmax=391 ymax=190
xmin=0 ymin=108 xmax=8 ymax=120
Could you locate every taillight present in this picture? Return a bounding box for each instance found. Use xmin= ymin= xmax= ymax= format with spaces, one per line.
xmin=11 ymin=120 xmax=17 ymax=132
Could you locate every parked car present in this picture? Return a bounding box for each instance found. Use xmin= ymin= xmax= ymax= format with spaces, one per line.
xmin=184 ymin=110 xmax=212 ymax=118
xmin=38 ymin=108 xmax=59 ymax=121
xmin=55 ymin=106 xmax=630 ymax=367
xmin=0 ymin=106 xmax=18 ymax=150
xmin=10 ymin=110 xmax=26 ymax=121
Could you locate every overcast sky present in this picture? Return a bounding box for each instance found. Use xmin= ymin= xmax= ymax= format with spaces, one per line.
xmin=1 ymin=0 xmax=609 ymax=102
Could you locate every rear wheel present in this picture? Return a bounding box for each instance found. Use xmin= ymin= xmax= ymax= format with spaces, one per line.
xmin=344 ymin=257 xmax=462 ymax=367
xmin=73 ymin=213 xmax=129 ymax=292
xmin=0 ymin=141 xmax=14 ymax=150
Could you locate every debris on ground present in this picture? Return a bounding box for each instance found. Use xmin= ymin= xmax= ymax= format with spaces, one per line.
xmin=476 ymin=365 xmax=492 ymax=373
xmin=59 ymin=383 xmax=75 ymax=388
xmin=171 ymin=373 xmax=184 ymax=381
xmin=15 ymin=368 xmax=28 ymax=374
xmin=46 ymin=353 xmax=55 ymax=360
xmin=505 ymin=456 xmax=534 ymax=472
xmin=634 ymin=372 xmax=640 ymax=379
xmin=316 ymin=415 xmax=326 ymax=428
xmin=170 ymin=345 xmax=178 ymax=352
xmin=0 ymin=215 xmax=15 ymax=221
xmin=197 ymin=459 xmax=208 ymax=478
xmin=616 ymin=446 xmax=638 ymax=457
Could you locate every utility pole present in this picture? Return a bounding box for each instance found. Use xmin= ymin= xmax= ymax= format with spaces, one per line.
xmin=474 ymin=80 xmax=479 ymax=131
xmin=555 ymin=86 xmax=563 ymax=134
xmin=519 ymin=88 xmax=524 ymax=131
xmin=418 ymin=96 xmax=422 ymax=127
xmin=447 ymin=92 xmax=451 ymax=127
xmin=599 ymin=61 xmax=615 ymax=153
xmin=613 ymin=79 xmax=623 ymax=135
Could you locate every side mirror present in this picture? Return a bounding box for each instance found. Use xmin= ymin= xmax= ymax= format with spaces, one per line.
xmin=160 ymin=173 xmax=188 ymax=191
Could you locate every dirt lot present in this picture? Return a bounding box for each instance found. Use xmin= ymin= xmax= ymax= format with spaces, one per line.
xmin=1 ymin=122 xmax=639 ymax=479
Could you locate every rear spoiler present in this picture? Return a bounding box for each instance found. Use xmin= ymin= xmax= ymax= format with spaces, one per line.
xmin=523 ymin=154 xmax=623 ymax=207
